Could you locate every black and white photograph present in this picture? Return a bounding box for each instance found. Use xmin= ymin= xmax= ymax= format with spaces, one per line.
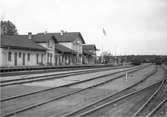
xmin=0 ymin=0 xmax=167 ymax=117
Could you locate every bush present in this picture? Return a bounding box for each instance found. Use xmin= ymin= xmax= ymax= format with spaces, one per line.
xmin=131 ymin=60 xmax=141 ymax=65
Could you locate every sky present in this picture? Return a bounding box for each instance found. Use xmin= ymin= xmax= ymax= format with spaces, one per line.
xmin=0 ymin=0 xmax=167 ymax=55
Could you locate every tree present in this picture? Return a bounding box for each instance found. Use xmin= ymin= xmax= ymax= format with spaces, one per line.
xmin=1 ymin=20 xmax=18 ymax=35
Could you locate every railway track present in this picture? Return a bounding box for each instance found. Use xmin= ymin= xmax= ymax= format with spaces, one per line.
xmin=148 ymin=65 xmax=167 ymax=117
xmin=1 ymin=65 xmax=147 ymax=102
xmin=62 ymin=65 xmax=165 ymax=117
xmin=1 ymin=65 xmax=153 ymax=117
xmin=132 ymin=80 xmax=167 ymax=117
xmin=147 ymin=97 xmax=167 ymax=117
xmin=62 ymin=66 xmax=159 ymax=117
xmin=0 ymin=64 xmax=124 ymax=77
xmin=0 ymin=65 xmax=135 ymax=87
xmin=64 ymin=80 xmax=166 ymax=117
xmin=132 ymin=66 xmax=167 ymax=117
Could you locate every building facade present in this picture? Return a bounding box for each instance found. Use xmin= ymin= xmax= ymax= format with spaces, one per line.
xmin=83 ymin=44 xmax=98 ymax=64
xmin=0 ymin=35 xmax=46 ymax=67
xmin=53 ymin=32 xmax=85 ymax=65
xmin=32 ymin=33 xmax=57 ymax=66
xmin=32 ymin=31 xmax=86 ymax=66
xmin=0 ymin=31 xmax=97 ymax=67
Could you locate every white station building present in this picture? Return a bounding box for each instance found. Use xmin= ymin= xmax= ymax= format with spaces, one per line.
xmin=0 ymin=32 xmax=97 ymax=67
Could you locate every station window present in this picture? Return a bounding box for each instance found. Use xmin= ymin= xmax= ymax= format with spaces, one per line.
xmin=27 ymin=53 xmax=30 ymax=61
xmin=19 ymin=52 xmax=21 ymax=57
xmin=8 ymin=52 xmax=12 ymax=61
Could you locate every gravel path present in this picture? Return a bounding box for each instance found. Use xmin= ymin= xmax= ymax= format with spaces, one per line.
xmin=133 ymin=65 xmax=166 ymax=90
xmin=13 ymin=88 xmax=116 ymax=117
xmin=24 ymin=67 xmax=131 ymax=87
xmin=96 ymin=65 xmax=155 ymax=91
xmin=0 ymin=85 xmax=48 ymax=99
xmin=0 ymin=67 xmax=111 ymax=81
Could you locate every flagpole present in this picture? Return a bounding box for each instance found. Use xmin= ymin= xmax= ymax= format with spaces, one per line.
xmin=115 ymin=42 xmax=118 ymax=65
xmin=101 ymin=31 xmax=103 ymax=64
xmin=101 ymin=28 xmax=107 ymax=64
xmin=101 ymin=28 xmax=105 ymax=64
xmin=101 ymin=41 xmax=103 ymax=64
xmin=0 ymin=21 xmax=1 ymax=38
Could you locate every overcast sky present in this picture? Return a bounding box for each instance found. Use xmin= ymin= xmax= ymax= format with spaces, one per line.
xmin=1 ymin=0 xmax=167 ymax=55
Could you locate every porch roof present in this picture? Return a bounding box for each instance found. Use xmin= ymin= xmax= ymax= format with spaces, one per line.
xmin=55 ymin=44 xmax=77 ymax=54
xmin=83 ymin=50 xmax=94 ymax=55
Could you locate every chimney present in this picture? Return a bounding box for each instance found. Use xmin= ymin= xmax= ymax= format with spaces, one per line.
xmin=28 ymin=32 xmax=32 ymax=39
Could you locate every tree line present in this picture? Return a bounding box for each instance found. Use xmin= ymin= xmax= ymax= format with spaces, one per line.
xmin=100 ymin=51 xmax=167 ymax=65
xmin=1 ymin=20 xmax=18 ymax=35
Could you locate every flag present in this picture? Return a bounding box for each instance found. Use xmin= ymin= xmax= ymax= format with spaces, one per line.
xmin=102 ymin=28 xmax=106 ymax=36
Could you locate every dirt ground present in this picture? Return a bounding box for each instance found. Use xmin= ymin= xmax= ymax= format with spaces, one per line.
xmin=0 ymin=67 xmax=131 ymax=100
xmin=2 ymin=64 xmax=165 ymax=117
xmin=88 ymin=84 xmax=159 ymax=117
xmin=12 ymin=65 xmax=158 ymax=117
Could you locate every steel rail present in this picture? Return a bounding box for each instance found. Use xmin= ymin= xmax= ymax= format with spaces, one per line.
xmin=0 ymin=66 xmax=138 ymax=87
xmin=0 ymin=67 xmax=117 ymax=83
xmin=0 ymin=66 xmax=141 ymax=102
xmin=74 ymin=81 xmax=163 ymax=117
xmin=0 ymin=64 xmax=115 ymax=73
xmin=138 ymin=65 xmax=167 ymax=117
xmin=146 ymin=97 xmax=167 ymax=117
xmin=0 ymin=64 xmax=130 ymax=77
xmin=132 ymin=80 xmax=165 ymax=117
xmin=62 ymin=66 xmax=158 ymax=117
xmin=1 ymin=65 xmax=150 ymax=117
xmin=76 ymin=81 xmax=165 ymax=117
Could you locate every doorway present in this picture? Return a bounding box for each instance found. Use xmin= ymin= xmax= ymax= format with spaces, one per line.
xmin=14 ymin=52 xmax=17 ymax=66
xmin=23 ymin=53 xmax=25 ymax=65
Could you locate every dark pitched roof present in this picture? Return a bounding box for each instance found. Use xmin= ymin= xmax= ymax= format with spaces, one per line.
xmin=1 ymin=35 xmax=47 ymax=51
xmin=32 ymin=34 xmax=58 ymax=43
xmin=32 ymin=32 xmax=85 ymax=44
xmin=55 ymin=44 xmax=77 ymax=54
xmin=83 ymin=44 xmax=97 ymax=50
xmin=51 ymin=32 xmax=85 ymax=44
xmin=83 ymin=44 xmax=98 ymax=55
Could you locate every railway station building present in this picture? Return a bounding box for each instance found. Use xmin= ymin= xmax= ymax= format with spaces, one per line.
xmin=0 ymin=31 xmax=96 ymax=67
